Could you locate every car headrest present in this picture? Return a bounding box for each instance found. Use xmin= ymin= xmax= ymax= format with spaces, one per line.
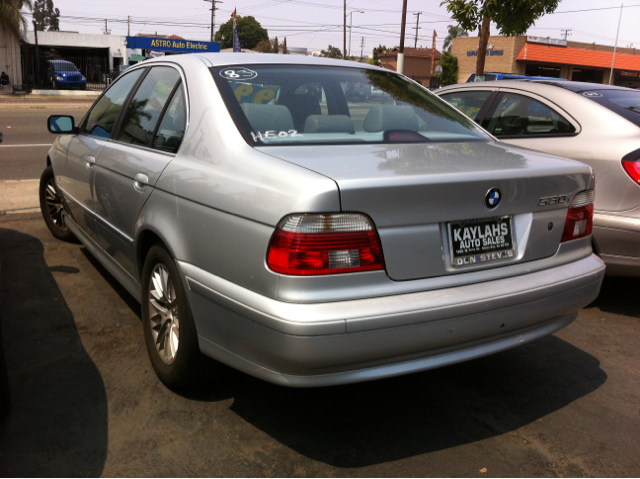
xmin=278 ymin=94 xmax=322 ymax=130
xmin=363 ymin=105 xmax=419 ymax=132
xmin=241 ymin=103 xmax=294 ymax=133
xmin=304 ymin=115 xmax=355 ymax=134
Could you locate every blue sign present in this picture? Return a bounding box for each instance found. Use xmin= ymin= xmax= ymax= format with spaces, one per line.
xmin=126 ymin=36 xmax=220 ymax=53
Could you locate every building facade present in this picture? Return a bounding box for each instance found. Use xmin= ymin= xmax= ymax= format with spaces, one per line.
xmin=379 ymin=47 xmax=441 ymax=86
xmin=0 ymin=25 xmax=23 ymax=86
xmin=452 ymin=35 xmax=640 ymax=87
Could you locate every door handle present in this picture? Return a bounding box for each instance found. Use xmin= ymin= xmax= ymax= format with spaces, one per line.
xmin=134 ymin=173 xmax=149 ymax=191
xmin=85 ymin=155 xmax=96 ymax=170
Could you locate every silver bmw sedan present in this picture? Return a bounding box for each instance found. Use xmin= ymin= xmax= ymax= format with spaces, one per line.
xmin=40 ymin=54 xmax=604 ymax=389
xmin=437 ymin=80 xmax=640 ymax=277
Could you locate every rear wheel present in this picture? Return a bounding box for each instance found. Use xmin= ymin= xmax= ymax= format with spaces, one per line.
xmin=39 ymin=166 xmax=76 ymax=242
xmin=141 ymin=244 xmax=221 ymax=389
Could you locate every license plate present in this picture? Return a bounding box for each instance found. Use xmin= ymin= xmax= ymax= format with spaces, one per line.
xmin=448 ymin=216 xmax=516 ymax=267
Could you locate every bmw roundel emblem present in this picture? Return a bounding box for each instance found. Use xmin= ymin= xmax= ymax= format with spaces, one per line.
xmin=485 ymin=187 xmax=502 ymax=209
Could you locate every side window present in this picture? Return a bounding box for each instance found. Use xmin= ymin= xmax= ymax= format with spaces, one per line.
xmin=440 ymin=90 xmax=493 ymax=121
xmin=116 ymin=66 xmax=181 ymax=147
xmin=84 ymin=69 xmax=144 ymax=139
xmin=152 ymin=84 xmax=186 ymax=154
xmin=482 ymin=92 xmax=576 ymax=137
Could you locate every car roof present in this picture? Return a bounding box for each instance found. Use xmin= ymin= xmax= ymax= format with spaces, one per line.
xmin=438 ymin=79 xmax=634 ymax=95
xmin=141 ymin=52 xmax=387 ymax=72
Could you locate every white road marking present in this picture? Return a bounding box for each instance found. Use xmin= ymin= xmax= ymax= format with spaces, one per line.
xmin=0 ymin=143 xmax=52 ymax=148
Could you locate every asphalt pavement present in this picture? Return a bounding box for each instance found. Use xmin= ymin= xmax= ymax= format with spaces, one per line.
xmin=0 ymin=99 xmax=639 ymax=477
xmin=0 ymin=103 xmax=91 ymax=180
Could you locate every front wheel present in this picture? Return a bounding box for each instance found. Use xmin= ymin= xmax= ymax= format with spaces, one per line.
xmin=39 ymin=166 xmax=76 ymax=242
xmin=141 ymin=244 xmax=222 ymax=389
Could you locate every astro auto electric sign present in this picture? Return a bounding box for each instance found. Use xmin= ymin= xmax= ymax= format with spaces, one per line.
xmin=126 ymin=36 xmax=221 ymax=53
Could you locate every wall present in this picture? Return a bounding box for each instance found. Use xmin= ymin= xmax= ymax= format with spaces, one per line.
xmin=24 ymin=31 xmax=128 ymax=70
xmin=0 ymin=25 xmax=23 ymax=86
xmin=451 ymin=35 xmax=526 ymax=83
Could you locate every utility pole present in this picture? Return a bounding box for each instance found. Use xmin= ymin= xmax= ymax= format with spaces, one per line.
xmin=204 ymin=0 xmax=223 ymax=42
xmin=103 ymin=19 xmax=110 ymax=35
xmin=397 ymin=0 xmax=408 ymax=73
xmin=348 ymin=10 xmax=364 ymax=58
xmin=343 ymin=0 xmax=347 ymax=59
xmin=360 ymin=37 xmax=365 ymax=61
xmin=128 ymin=16 xmax=131 ymax=37
xmin=609 ymin=3 xmax=623 ymax=85
xmin=561 ymin=28 xmax=571 ymax=40
xmin=412 ymin=12 xmax=422 ymax=49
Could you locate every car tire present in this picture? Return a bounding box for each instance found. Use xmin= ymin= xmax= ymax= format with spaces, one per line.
xmin=39 ymin=166 xmax=76 ymax=242
xmin=141 ymin=244 xmax=222 ymax=389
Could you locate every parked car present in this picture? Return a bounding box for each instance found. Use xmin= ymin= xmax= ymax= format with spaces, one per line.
xmin=40 ymin=55 xmax=603 ymax=389
xmin=438 ymin=80 xmax=640 ymax=276
xmin=44 ymin=60 xmax=87 ymax=90
xmin=466 ymin=72 xmax=568 ymax=82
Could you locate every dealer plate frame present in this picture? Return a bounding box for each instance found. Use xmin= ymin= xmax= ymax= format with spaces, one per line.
xmin=447 ymin=215 xmax=517 ymax=267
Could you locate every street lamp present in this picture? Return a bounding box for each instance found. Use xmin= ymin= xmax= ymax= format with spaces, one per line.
xmin=348 ymin=10 xmax=364 ymax=59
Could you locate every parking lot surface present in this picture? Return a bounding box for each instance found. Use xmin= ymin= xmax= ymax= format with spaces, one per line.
xmin=0 ymin=216 xmax=638 ymax=477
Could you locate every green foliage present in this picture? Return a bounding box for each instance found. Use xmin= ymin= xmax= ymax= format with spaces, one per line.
xmin=440 ymin=0 xmax=561 ymax=36
xmin=370 ymin=45 xmax=388 ymax=66
xmin=443 ymin=25 xmax=468 ymax=52
xmin=437 ymin=51 xmax=459 ymax=85
xmin=320 ymin=45 xmax=342 ymax=58
xmin=33 ymin=0 xmax=59 ymax=31
xmin=214 ymin=15 xmax=268 ymax=50
xmin=0 ymin=0 xmax=32 ymax=37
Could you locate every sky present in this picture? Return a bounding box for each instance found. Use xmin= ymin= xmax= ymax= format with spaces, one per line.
xmin=21 ymin=0 xmax=639 ymax=56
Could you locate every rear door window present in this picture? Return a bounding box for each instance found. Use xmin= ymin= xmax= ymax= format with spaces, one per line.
xmin=116 ymin=66 xmax=182 ymax=148
xmin=482 ymin=92 xmax=575 ymax=137
xmin=84 ymin=68 xmax=144 ymax=139
xmin=440 ymin=90 xmax=493 ymax=121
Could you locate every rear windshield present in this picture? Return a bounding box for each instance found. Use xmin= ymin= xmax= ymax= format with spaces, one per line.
xmin=581 ymin=89 xmax=640 ymax=128
xmin=212 ymin=64 xmax=488 ymax=146
xmin=52 ymin=61 xmax=79 ymax=72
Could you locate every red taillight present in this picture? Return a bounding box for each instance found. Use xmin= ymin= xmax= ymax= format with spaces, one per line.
xmin=622 ymin=160 xmax=640 ymax=185
xmin=267 ymin=214 xmax=385 ymax=275
xmin=561 ymin=190 xmax=594 ymax=242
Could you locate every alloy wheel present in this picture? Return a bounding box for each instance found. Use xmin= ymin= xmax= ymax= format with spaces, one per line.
xmin=148 ymin=263 xmax=180 ymax=365
xmin=44 ymin=178 xmax=68 ymax=231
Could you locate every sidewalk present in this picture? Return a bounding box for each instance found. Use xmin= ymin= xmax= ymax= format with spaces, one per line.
xmin=0 ymin=180 xmax=40 ymax=217
xmin=0 ymin=89 xmax=99 ymax=104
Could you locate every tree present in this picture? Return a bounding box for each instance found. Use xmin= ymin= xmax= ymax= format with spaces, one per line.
xmin=437 ymin=51 xmax=459 ymax=85
xmin=441 ymin=0 xmax=561 ymax=76
xmin=319 ymin=45 xmax=342 ymax=59
xmin=33 ymin=0 xmax=59 ymax=31
xmin=367 ymin=45 xmax=388 ymax=66
xmin=214 ymin=15 xmax=268 ymax=50
xmin=443 ymin=25 xmax=468 ymax=52
xmin=0 ymin=0 xmax=32 ymax=38
xmin=254 ymin=37 xmax=287 ymax=54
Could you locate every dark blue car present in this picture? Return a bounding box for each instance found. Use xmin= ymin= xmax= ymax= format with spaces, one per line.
xmin=45 ymin=60 xmax=87 ymax=89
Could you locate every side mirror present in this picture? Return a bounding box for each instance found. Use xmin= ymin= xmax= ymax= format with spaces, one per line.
xmin=0 ymin=131 xmax=3 ymax=143
xmin=47 ymin=115 xmax=78 ymax=134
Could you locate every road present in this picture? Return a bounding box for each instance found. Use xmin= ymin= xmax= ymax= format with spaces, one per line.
xmin=0 ymin=103 xmax=91 ymax=180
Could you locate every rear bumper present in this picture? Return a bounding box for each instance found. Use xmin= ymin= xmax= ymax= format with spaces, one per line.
xmin=180 ymin=254 xmax=605 ymax=387
xmin=594 ymin=212 xmax=640 ymax=276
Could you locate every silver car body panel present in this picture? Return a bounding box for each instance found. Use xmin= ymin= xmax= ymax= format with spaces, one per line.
xmin=438 ymin=80 xmax=640 ymax=275
xmin=46 ymin=54 xmax=605 ymax=386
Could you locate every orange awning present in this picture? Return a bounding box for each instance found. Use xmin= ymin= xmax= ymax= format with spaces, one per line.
xmin=517 ymin=43 xmax=640 ymax=72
